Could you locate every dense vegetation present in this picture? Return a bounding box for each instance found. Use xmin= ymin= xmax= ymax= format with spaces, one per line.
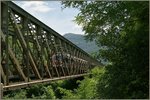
xmin=3 ymin=1 xmax=149 ymax=99
xmin=62 ymin=1 xmax=149 ymax=99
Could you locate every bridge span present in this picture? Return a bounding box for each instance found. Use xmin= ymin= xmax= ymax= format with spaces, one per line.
xmin=0 ymin=1 xmax=101 ymax=93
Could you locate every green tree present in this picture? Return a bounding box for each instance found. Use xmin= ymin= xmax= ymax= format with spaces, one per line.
xmin=62 ymin=1 xmax=149 ymax=99
xmin=26 ymin=84 xmax=45 ymax=98
xmin=74 ymin=67 xmax=105 ymax=99
xmin=3 ymin=89 xmax=27 ymax=99
xmin=56 ymin=87 xmax=77 ymax=99
xmin=40 ymin=86 xmax=56 ymax=99
xmin=56 ymin=67 xmax=104 ymax=99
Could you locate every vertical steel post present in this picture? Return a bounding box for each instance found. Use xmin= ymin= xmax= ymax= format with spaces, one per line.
xmin=77 ymin=50 xmax=81 ymax=74
xmin=71 ymin=47 xmax=76 ymax=75
xmin=73 ymin=49 xmax=78 ymax=75
xmin=44 ymin=32 xmax=52 ymax=78
xmin=0 ymin=83 xmax=3 ymax=99
xmin=61 ymin=41 xmax=69 ymax=76
xmin=51 ymin=35 xmax=60 ymax=77
xmin=23 ymin=16 xmax=30 ymax=82
xmin=37 ymin=27 xmax=44 ymax=79
xmin=0 ymin=1 xmax=2 ymax=91
xmin=0 ymin=2 xmax=1 ymax=80
xmin=57 ymin=39 xmax=65 ymax=76
xmin=68 ymin=45 xmax=72 ymax=75
xmin=64 ymin=42 xmax=71 ymax=75
xmin=68 ymin=45 xmax=73 ymax=75
xmin=2 ymin=2 xmax=9 ymax=85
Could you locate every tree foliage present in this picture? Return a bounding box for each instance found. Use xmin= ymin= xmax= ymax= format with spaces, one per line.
xmin=3 ymin=89 xmax=27 ymax=99
xmin=57 ymin=67 xmax=104 ymax=99
xmin=62 ymin=1 xmax=149 ymax=99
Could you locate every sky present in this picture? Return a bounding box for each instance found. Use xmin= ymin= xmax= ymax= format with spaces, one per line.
xmin=13 ymin=1 xmax=84 ymax=36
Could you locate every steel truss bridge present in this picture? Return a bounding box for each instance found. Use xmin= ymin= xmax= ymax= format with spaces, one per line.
xmin=0 ymin=1 xmax=100 ymax=93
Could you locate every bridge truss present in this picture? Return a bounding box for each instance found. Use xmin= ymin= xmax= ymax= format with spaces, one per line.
xmin=0 ymin=1 xmax=100 ymax=92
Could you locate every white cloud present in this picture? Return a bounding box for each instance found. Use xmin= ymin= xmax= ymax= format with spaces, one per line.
xmin=13 ymin=1 xmax=84 ymax=35
xmin=44 ymin=18 xmax=84 ymax=35
xmin=19 ymin=1 xmax=55 ymax=14
xmin=73 ymin=24 xmax=82 ymax=29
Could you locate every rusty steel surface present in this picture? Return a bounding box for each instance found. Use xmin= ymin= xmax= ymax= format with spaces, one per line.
xmin=1 ymin=1 xmax=101 ymax=91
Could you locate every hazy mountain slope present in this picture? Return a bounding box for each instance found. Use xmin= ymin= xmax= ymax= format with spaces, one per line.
xmin=63 ymin=33 xmax=99 ymax=54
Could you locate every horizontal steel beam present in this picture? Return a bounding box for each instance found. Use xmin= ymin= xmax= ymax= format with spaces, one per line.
xmin=3 ymin=73 xmax=89 ymax=91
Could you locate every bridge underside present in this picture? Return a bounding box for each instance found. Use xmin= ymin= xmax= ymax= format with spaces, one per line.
xmin=1 ymin=1 xmax=100 ymax=91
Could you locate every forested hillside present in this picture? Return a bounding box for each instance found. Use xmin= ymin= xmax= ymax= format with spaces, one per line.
xmin=63 ymin=33 xmax=99 ymax=53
